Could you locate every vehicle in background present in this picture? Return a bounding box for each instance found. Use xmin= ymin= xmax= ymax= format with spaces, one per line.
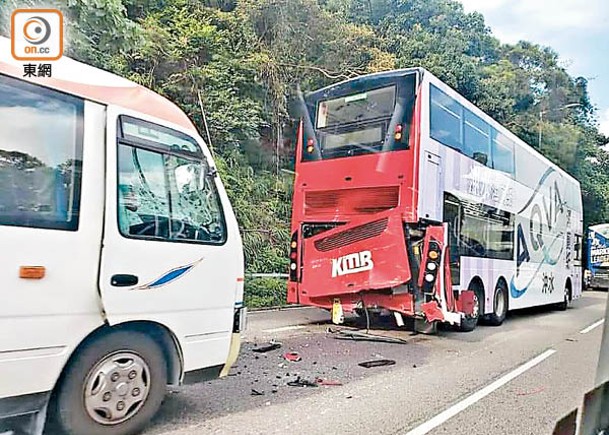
xmin=0 ymin=36 xmax=245 ymax=435
xmin=288 ymin=68 xmax=583 ymax=333
xmin=585 ymin=224 xmax=609 ymax=290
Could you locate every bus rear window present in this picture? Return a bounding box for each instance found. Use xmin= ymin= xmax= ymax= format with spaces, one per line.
xmin=320 ymin=126 xmax=384 ymax=151
xmin=317 ymin=86 xmax=396 ymax=129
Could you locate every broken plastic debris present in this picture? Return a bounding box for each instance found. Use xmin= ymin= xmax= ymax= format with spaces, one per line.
xmin=253 ymin=341 xmax=282 ymax=353
xmin=250 ymin=389 xmax=264 ymax=396
xmin=287 ymin=377 xmax=318 ymax=387
xmin=283 ymin=351 xmax=302 ymax=362
xmin=358 ymin=359 xmax=396 ymax=368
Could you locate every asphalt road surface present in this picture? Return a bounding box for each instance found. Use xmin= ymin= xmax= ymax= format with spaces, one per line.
xmin=143 ymin=291 xmax=608 ymax=435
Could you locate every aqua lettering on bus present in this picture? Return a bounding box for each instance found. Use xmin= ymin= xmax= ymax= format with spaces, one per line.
xmin=511 ymin=168 xmax=567 ymax=298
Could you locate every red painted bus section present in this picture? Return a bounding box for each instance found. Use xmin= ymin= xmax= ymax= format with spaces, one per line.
xmin=288 ymin=86 xmax=424 ymax=316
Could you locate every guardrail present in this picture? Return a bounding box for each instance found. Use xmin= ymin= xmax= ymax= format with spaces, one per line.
xmin=247 ymin=273 xmax=289 ymax=279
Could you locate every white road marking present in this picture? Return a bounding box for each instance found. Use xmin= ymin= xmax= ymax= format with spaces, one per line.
xmin=262 ymin=325 xmax=307 ymax=333
xmin=404 ymin=349 xmax=557 ymax=435
xmin=580 ymin=319 xmax=605 ymax=334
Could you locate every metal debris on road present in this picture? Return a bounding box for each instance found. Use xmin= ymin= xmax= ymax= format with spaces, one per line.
xmin=358 ymin=359 xmax=396 ymax=368
xmin=283 ymin=351 xmax=302 ymax=362
xmin=252 ymin=341 xmax=282 ymax=353
xmin=328 ymin=327 xmax=410 ymax=344
xmin=287 ymin=377 xmax=318 ymax=387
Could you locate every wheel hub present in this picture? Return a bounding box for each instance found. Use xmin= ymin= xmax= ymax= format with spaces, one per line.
xmin=469 ymin=293 xmax=480 ymax=319
xmin=84 ymin=351 xmax=151 ymax=425
xmin=496 ymin=290 xmax=505 ymax=316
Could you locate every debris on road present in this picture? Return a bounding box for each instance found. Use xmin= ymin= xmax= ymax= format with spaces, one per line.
xmin=358 ymin=359 xmax=396 ymax=368
xmin=253 ymin=341 xmax=282 ymax=353
xmin=287 ymin=377 xmax=318 ymax=387
xmin=515 ymin=387 xmax=545 ymax=396
xmin=283 ymin=351 xmax=302 ymax=362
xmin=250 ymin=389 xmax=265 ymax=396
xmin=328 ymin=327 xmax=410 ymax=344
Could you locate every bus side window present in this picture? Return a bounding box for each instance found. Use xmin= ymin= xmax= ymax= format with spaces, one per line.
xmin=430 ymin=85 xmax=463 ymax=152
xmin=0 ymin=74 xmax=84 ymax=231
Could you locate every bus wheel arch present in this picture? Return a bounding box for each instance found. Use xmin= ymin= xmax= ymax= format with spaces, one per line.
xmin=459 ymin=276 xmax=484 ymax=332
xmin=485 ymin=277 xmax=509 ymax=326
xmin=47 ymin=321 xmax=183 ymax=434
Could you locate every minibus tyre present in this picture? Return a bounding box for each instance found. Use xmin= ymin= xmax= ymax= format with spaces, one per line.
xmin=486 ymin=281 xmax=508 ymax=326
xmin=459 ymin=284 xmax=482 ymax=332
xmin=52 ymin=329 xmax=167 ymax=435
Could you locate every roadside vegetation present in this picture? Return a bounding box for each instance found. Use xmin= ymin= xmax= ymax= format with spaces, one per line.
xmin=3 ymin=0 xmax=608 ymax=307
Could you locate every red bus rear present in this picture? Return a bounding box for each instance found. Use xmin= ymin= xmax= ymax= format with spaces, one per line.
xmin=287 ymin=69 xmax=475 ymax=331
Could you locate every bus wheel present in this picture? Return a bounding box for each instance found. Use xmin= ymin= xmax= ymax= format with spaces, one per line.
xmin=557 ymin=283 xmax=571 ymax=311
xmin=52 ymin=330 xmax=167 ymax=435
xmin=485 ymin=281 xmax=508 ymax=326
xmin=460 ymin=284 xmax=482 ymax=332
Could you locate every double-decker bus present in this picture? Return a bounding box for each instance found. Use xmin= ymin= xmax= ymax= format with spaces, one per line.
xmin=586 ymin=224 xmax=609 ymax=290
xmin=0 ymin=36 xmax=245 ymax=435
xmin=288 ymin=68 xmax=583 ymax=332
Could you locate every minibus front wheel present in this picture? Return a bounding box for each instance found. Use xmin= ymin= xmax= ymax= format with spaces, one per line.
xmin=51 ymin=329 xmax=167 ymax=435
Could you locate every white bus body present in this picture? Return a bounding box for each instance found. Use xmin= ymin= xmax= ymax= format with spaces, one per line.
xmin=418 ymin=70 xmax=583 ymax=315
xmin=0 ymin=36 xmax=245 ymax=435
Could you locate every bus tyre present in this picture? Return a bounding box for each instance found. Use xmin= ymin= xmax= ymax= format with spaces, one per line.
xmin=557 ymin=284 xmax=571 ymax=311
xmin=486 ymin=281 xmax=508 ymax=326
xmin=460 ymin=284 xmax=482 ymax=332
xmin=51 ymin=330 xmax=167 ymax=435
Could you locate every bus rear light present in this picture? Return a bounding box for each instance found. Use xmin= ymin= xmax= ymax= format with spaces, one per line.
xmin=394 ymin=124 xmax=403 ymax=141
xmin=307 ymin=138 xmax=315 ymax=153
xmin=289 ymin=231 xmax=299 ymax=282
xmin=427 ymin=262 xmax=437 ymax=271
xmin=425 ymin=273 xmax=434 ymax=283
xmin=429 ymin=250 xmax=439 ymax=260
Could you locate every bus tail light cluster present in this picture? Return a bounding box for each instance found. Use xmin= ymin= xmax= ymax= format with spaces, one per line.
xmin=289 ymin=232 xmax=299 ymax=282
xmin=306 ymin=138 xmax=315 ymax=153
xmin=394 ymin=124 xmax=403 ymax=141
xmin=423 ymin=241 xmax=441 ymax=292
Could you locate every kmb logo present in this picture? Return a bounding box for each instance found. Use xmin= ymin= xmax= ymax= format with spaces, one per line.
xmin=11 ymin=9 xmax=63 ymax=61
xmin=331 ymin=250 xmax=374 ymax=278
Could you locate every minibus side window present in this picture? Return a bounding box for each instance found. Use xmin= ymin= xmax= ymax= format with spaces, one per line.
xmin=117 ymin=117 xmax=226 ymax=244
xmin=0 ymin=74 xmax=84 ymax=231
